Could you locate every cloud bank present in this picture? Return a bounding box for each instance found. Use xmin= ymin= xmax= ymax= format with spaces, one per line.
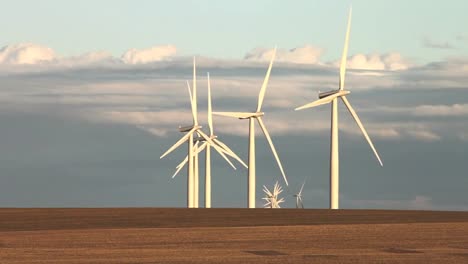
xmin=244 ymin=45 xmax=323 ymax=64
xmin=0 ymin=42 xmax=466 ymax=144
xmin=345 ymin=53 xmax=409 ymax=71
xmin=0 ymin=43 xmax=56 ymax=64
xmin=0 ymin=43 xmax=411 ymax=74
xmin=0 ymin=43 xmax=178 ymax=67
xmin=121 ymin=45 xmax=177 ymax=64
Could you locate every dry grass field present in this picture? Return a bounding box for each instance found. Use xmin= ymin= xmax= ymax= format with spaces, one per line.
xmin=1 ymin=208 xmax=467 ymax=263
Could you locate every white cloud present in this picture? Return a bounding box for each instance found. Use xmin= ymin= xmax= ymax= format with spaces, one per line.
xmin=412 ymin=104 xmax=468 ymax=116
xmin=406 ymin=130 xmax=441 ymax=142
xmin=59 ymin=51 xmax=115 ymax=66
xmin=0 ymin=43 xmax=56 ymax=64
xmin=345 ymin=52 xmax=409 ymax=71
xmin=373 ymin=104 xmax=468 ymax=117
xmin=121 ymin=45 xmax=177 ymax=64
xmin=244 ymin=45 xmax=323 ymax=64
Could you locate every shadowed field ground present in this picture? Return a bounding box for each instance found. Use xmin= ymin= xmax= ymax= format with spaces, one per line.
xmin=1 ymin=208 xmax=467 ymax=263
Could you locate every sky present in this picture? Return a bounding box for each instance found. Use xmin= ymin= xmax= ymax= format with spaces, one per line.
xmin=0 ymin=1 xmax=467 ymax=210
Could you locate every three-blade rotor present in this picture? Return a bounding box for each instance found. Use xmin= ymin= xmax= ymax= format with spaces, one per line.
xmin=294 ymin=7 xmax=382 ymax=167
xmin=213 ymin=47 xmax=289 ymax=186
xmin=171 ymin=71 xmax=248 ymax=178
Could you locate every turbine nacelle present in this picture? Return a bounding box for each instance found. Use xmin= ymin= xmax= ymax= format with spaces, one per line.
xmin=179 ymin=125 xmax=202 ymax=133
xmin=194 ymin=135 xmax=218 ymax=142
xmin=239 ymin=112 xmax=264 ymax=119
xmin=319 ymin=90 xmax=351 ymax=99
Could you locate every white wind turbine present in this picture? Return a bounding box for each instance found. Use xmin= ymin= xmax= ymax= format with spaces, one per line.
xmin=263 ymin=181 xmax=285 ymax=208
xmin=293 ymin=180 xmax=306 ymax=209
xmin=160 ymin=57 xmax=234 ymax=208
xmin=172 ymin=72 xmax=248 ymax=208
xmin=295 ymin=8 xmax=383 ymax=210
xmin=214 ymin=47 xmax=289 ymax=208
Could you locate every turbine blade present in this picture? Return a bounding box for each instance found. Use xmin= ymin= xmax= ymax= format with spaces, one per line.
xmin=207 ymin=72 xmax=213 ymax=136
xmin=173 ymin=142 xmax=207 ymax=178
xmin=339 ymin=7 xmax=352 ymax=90
xmin=198 ymin=131 xmax=237 ymax=170
xmin=295 ymin=96 xmax=334 ymax=111
xmin=257 ymin=47 xmax=277 ymax=112
xmin=176 ymin=155 xmax=188 ymax=169
xmin=299 ymin=180 xmax=306 ymax=195
xmin=160 ymin=128 xmax=195 ymax=159
xmin=341 ymin=96 xmax=383 ymax=166
xmin=186 ymin=81 xmax=196 ymax=124
xmin=257 ymin=117 xmax=289 ymax=186
xmin=172 ymin=162 xmax=186 ymax=178
xmin=213 ymin=138 xmax=248 ymax=169
xmin=193 ymin=57 xmax=198 ymax=124
xmin=197 ymin=141 xmax=208 ymax=153
xmin=212 ymin=111 xmax=255 ymax=119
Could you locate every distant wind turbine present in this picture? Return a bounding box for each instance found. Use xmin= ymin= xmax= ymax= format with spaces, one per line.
xmin=160 ymin=57 xmax=234 ymax=208
xmin=293 ymin=180 xmax=306 ymax=209
xmin=294 ymin=8 xmax=383 ymax=209
xmin=263 ymin=181 xmax=285 ymax=208
xmin=214 ymin=47 xmax=289 ymax=208
xmin=173 ymin=73 xmax=247 ymax=208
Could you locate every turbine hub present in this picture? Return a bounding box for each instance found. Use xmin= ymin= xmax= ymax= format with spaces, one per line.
xmin=178 ymin=125 xmax=202 ymax=132
xmin=238 ymin=112 xmax=264 ymax=119
xmin=318 ymin=90 xmax=351 ymax=99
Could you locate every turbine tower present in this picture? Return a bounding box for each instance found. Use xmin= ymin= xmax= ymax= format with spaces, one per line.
xmin=214 ymin=48 xmax=289 ymax=208
xmin=173 ymin=73 xmax=247 ymax=208
xmin=160 ymin=57 xmax=232 ymax=208
xmin=295 ymin=8 xmax=383 ymax=209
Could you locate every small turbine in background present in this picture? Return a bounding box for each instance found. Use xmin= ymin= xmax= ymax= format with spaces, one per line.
xmin=263 ymin=181 xmax=285 ymax=208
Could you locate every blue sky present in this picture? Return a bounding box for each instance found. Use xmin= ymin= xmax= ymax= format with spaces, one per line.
xmin=1 ymin=0 xmax=467 ymax=62
xmin=0 ymin=1 xmax=467 ymax=210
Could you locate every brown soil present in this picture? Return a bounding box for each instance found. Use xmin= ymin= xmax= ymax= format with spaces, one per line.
xmin=1 ymin=208 xmax=467 ymax=263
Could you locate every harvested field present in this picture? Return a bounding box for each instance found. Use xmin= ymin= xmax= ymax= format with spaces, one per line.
xmin=1 ymin=208 xmax=467 ymax=263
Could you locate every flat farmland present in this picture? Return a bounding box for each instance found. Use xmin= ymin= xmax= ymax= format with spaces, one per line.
xmin=1 ymin=208 xmax=467 ymax=263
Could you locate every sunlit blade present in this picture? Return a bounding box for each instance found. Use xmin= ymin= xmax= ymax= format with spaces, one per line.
xmin=193 ymin=57 xmax=198 ymax=124
xmin=176 ymin=156 xmax=188 ymax=169
xmin=341 ymin=96 xmax=383 ymax=166
xmin=298 ymin=197 xmax=304 ymax=208
xmin=172 ymin=142 xmax=207 ymax=178
xmin=263 ymin=185 xmax=273 ymax=197
xmin=299 ymin=180 xmax=306 ymax=196
xmin=257 ymin=117 xmax=289 ymax=186
xmin=257 ymin=47 xmax=277 ymax=112
xmin=339 ymin=7 xmax=352 ymax=90
xmin=207 ymin=72 xmax=213 ymax=136
xmin=197 ymin=141 xmax=208 ymax=153
xmin=186 ymin=81 xmax=196 ymax=124
xmin=295 ymin=96 xmax=334 ymax=111
xmin=160 ymin=128 xmax=196 ymax=159
xmin=213 ymin=138 xmax=248 ymax=169
xmin=198 ymin=131 xmax=236 ymax=170
xmin=172 ymin=161 xmax=186 ymax=178
xmin=212 ymin=111 xmax=254 ymax=119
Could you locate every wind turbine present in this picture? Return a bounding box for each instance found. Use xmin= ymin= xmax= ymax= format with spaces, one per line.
xmin=214 ymin=47 xmax=289 ymax=208
xmin=160 ymin=57 xmax=233 ymax=208
xmin=262 ymin=181 xmax=285 ymax=208
xmin=172 ymin=72 xmax=248 ymax=208
xmin=294 ymin=8 xmax=383 ymax=209
xmin=293 ymin=180 xmax=306 ymax=209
